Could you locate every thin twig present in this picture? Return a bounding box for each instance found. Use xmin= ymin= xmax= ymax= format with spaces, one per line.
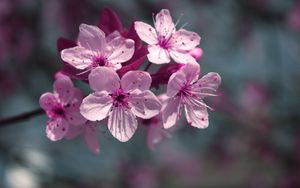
xmin=144 ymin=62 xmax=152 ymax=72
xmin=0 ymin=108 xmax=44 ymax=127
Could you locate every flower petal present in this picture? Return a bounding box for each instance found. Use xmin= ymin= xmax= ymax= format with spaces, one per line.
xmin=88 ymin=67 xmax=120 ymax=92
xmin=170 ymin=29 xmax=201 ymax=51
xmin=167 ymin=71 xmax=186 ymax=97
xmin=53 ymin=76 xmax=74 ymax=104
xmin=61 ymin=46 xmax=93 ymax=70
xmin=162 ymin=96 xmax=181 ymax=129
xmin=184 ymin=101 xmax=209 ymax=128
xmin=129 ymin=90 xmax=161 ymax=119
xmin=65 ymin=124 xmax=83 ymax=139
xmin=180 ymin=62 xmax=200 ymax=84
xmin=121 ymin=71 xmax=151 ymax=92
xmin=147 ymin=45 xmax=170 ymax=64
xmin=134 ymin=21 xmax=158 ymax=45
xmin=46 ymin=118 xmax=69 ymax=141
xmin=155 ymin=9 xmax=175 ymax=37
xmin=84 ymin=122 xmax=100 ymax=154
xmin=169 ymin=50 xmax=197 ymax=64
xmin=78 ymin=24 xmax=106 ymax=52
xmin=107 ymin=36 xmax=135 ymax=65
xmin=108 ymin=106 xmax=137 ymax=142
xmin=80 ymin=91 xmax=112 ymax=121
xmin=192 ymin=72 xmax=221 ymax=98
xmin=39 ymin=92 xmax=58 ymax=111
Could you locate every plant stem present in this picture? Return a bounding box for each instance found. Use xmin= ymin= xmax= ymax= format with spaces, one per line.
xmin=144 ymin=62 xmax=152 ymax=72
xmin=0 ymin=108 xmax=44 ymax=127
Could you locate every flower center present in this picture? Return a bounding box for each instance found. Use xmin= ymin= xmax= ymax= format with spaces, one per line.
xmin=92 ymin=56 xmax=107 ymax=67
xmin=111 ymin=89 xmax=129 ymax=107
xmin=158 ymin=36 xmax=171 ymax=49
xmin=179 ymin=84 xmax=192 ymax=97
xmin=50 ymin=106 xmax=65 ymax=118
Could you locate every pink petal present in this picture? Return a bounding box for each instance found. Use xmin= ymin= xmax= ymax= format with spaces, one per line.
xmin=53 ymin=76 xmax=74 ymax=104
xmin=129 ymin=90 xmax=161 ymax=119
xmin=170 ymin=29 xmax=201 ymax=51
xmin=189 ymin=48 xmax=203 ymax=61
xmin=80 ymin=91 xmax=112 ymax=121
xmin=65 ymin=124 xmax=83 ymax=139
xmin=83 ymin=122 xmax=100 ymax=154
xmin=61 ymin=46 xmax=93 ymax=70
xmin=121 ymin=71 xmax=151 ymax=92
xmin=134 ymin=21 xmax=158 ymax=45
xmin=39 ymin=92 xmax=58 ymax=111
xmin=154 ymin=9 xmax=175 ymax=37
xmin=192 ymin=72 xmax=221 ymax=98
xmin=147 ymin=45 xmax=170 ymax=64
xmin=108 ymin=106 xmax=137 ymax=142
xmin=46 ymin=118 xmax=69 ymax=141
xmin=107 ymin=36 xmax=135 ymax=65
xmin=184 ymin=101 xmax=209 ymax=128
xmin=180 ymin=62 xmax=200 ymax=84
xmin=66 ymin=111 xmax=86 ymax=126
xmin=167 ymin=71 xmax=186 ymax=97
xmin=106 ymin=31 xmax=121 ymax=43
xmin=88 ymin=67 xmax=120 ymax=92
xmin=78 ymin=24 xmax=106 ymax=52
xmin=169 ymin=50 xmax=196 ymax=64
xmin=147 ymin=117 xmax=166 ymax=151
xmin=162 ymin=96 xmax=181 ymax=129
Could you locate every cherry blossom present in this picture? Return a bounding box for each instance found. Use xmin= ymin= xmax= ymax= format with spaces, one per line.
xmin=39 ymin=75 xmax=86 ymax=141
xmin=65 ymin=121 xmax=100 ymax=154
xmin=61 ymin=24 xmax=135 ymax=73
xmin=80 ymin=67 xmax=161 ymax=142
xmin=162 ymin=62 xmax=221 ymax=129
xmin=134 ymin=9 xmax=200 ymax=64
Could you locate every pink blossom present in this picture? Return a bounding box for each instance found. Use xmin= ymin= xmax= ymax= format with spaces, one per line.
xmin=61 ymin=24 xmax=135 ymax=73
xmin=162 ymin=62 xmax=221 ymax=129
xmin=39 ymin=75 xmax=86 ymax=141
xmin=80 ymin=67 xmax=161 ymax=142
xmin=65 ymin=121 xmax=100 ymax=154
xmin=134 ymin=9 xmax=200 ymax=64
xmin=189 ymin=47 xmax=203 ymax=61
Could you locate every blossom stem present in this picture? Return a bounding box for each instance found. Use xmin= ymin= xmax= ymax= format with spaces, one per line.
xmin=0 ymin=108 xmax=44 ymax=127
xmin=144 ymin=62 xmax=152 ymax=72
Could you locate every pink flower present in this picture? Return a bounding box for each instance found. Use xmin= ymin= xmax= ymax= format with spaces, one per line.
xmin=80 ymin=67 xmax=161 ymax=142
xmin=39 ymin=75 xmax=86 ymax=141
xmin=65 ymin=121 xmax=100 ymax=154
xmin=61 ymin=24 xmax=135 ymax=72
xmin=162 ymin=62 xmax=221 ymax=129
xmin=134 ymin=9 xmax=200 ymax=64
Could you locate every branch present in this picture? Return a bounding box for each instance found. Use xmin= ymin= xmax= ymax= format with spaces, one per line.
xmin=0 ymin=108 xmax=44 ymax=127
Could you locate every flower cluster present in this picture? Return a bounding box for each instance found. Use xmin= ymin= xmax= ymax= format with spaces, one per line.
xmin=40 ymin=8 xmax=221 ymax=153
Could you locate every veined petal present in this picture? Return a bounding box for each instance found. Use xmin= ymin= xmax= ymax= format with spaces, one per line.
xmin=61 ymin=46 xmax=93 ymax=70
xmin=39 ymin=92 xmax=58 ymax=111
xmin=108 ymin=106 xmax=137 ymax=142
xmin=134 ymin=21 xmax=158 ymax=45
xmin=192 ymin=72 xmax=221 ymax=98
xmin=66 ymin=110 xmax=86 ymax=126
xmin=78 ymin=24 xmax=106 ymax=52
xmin=170 ymin=29 xmax=201 ymax=51
xmin=107 ymin=36 xmax=135 ymax=65
xmin=167 ymin=71 xmax=186 ymax=97
xmin=184 ymin=100 xmax=209 ymax=128
xmin=80 ymin=91 xmax=112 ymax=121
xmin=129 ymin=90 xmax=161 ymax=119
xmin=147 ymin=45 xmax=170 ymax=64
xmin=88 ymin=67 xmax=120 ymax=92
xmin=162 ymin=96 xmax=181 ymax=129
xmin=180 ymin=62 xmax=200 ymax=84
xmin=84 ymin=122 xmax=100 ymax=154
xmin=121 ymin=71 xmax=151 ymax=92
xmin=53 ymin=76 xmax=74 ymax=104
xmin=46 ymin=118 xmax=69 ymax=141
xmin=155 ymin=9 xmax=175 ymax=37
xmin=169 ymin=50 xmax=197 ymax=64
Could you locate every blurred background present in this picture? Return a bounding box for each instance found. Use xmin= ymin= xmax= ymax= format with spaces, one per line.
xmin=1 ymin=0 xmax=300 ymax=187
